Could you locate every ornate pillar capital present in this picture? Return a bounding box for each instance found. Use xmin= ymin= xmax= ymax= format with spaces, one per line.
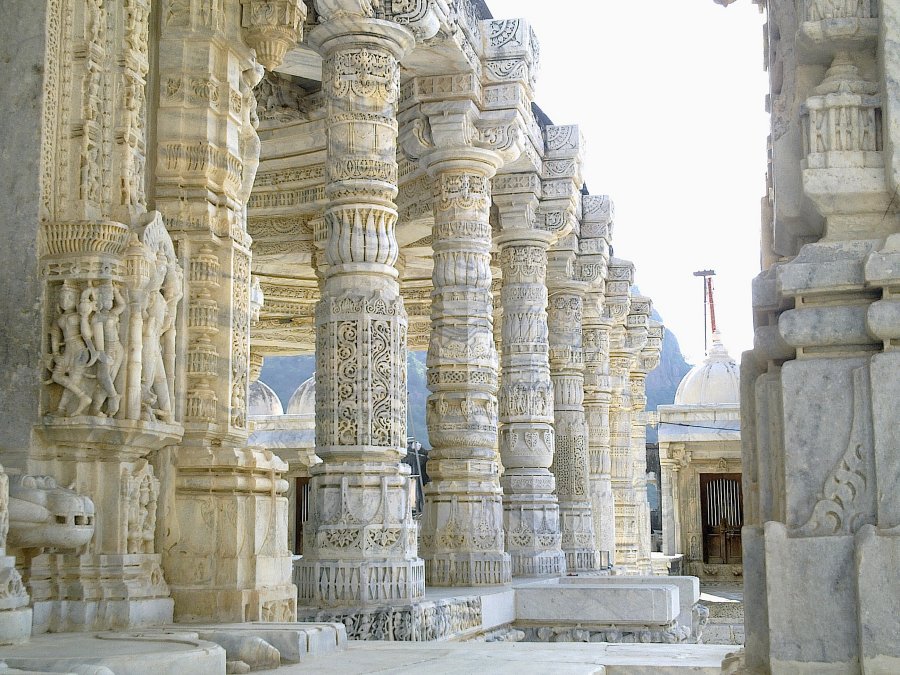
xmin=313 ymin=0 xmax=448 ymax=40
xmin=399 ymin=99 xmax=525 ymax=177
xmin=240 ymin=0 xmax=307 ymax=71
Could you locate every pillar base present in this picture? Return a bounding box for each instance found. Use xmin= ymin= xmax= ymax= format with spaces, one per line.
xmin=297 ymin=595 xmax=482 ymax=641
xmin=0 ymin=553 xmax=31 ymax=644
xmin=0 ymin=607 xmax=32 ymax=645
xmin=564 ymin=549 xmax=599 ymax=573
xmin=26 ymin=553 xmax=173 ymax=632
xmin=424 ymin=551 xmax=511 ymax=586
xmin=295 ymin=558 xmax=425 ymax=609
xmin=510 ymin=550 xmax=566 ymax=578
xmin=170 ymin=584 xmax=297 ymax=623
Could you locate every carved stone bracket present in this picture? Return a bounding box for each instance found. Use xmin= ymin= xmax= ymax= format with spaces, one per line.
xmin=240 ymin=0 xmax=307 ymax=71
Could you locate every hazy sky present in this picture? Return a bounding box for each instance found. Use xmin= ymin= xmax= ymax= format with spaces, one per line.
xmin=487 ymin=0 xmax=769 ymax=364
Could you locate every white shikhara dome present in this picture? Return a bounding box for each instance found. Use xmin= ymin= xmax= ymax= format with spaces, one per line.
xmin=286 ymin=375 xmax=316 ymax=416
xmin=248 ymin=380 xmax=284 ymax=417
xmin=674 ymin=332 xmax=740 ymax=406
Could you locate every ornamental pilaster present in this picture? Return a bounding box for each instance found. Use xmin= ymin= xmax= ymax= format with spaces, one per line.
xmin=580 ymin=195 xmax=615 ymax=563
xmin=152 ymin=0 xmax=297 ymax=622
xmin=24 ymin=0 xmax=201 ymax=629
xmin=493 ymin=173 xmax=566 ymax=577
xmin=296 ymin=6 xmax=431 ymax=608
xmin=399 ymin=86 xmax=525 ymax=586
xmin=546 ymin=238 xmax=598 ymax=573
xmin=659 ymin=443 xmax=686 ymax=557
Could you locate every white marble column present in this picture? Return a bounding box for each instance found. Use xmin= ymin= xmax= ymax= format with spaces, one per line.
xmin=626 ymin=297 xmax=651 ymax=574
xmin=152 ymin=0 xmax=301 ymax=622
xmin=580 ymin=194 xmax=614 ymax=566
xmin=605 ymin=258 xmax=637 ymax=570
xmin=584 ymin=312 xmax=616 ymax=562
xmin=547 ymin=243 xmax=598 ymax=572
xmin=295 ymin=9 xmax=424 ymax=608
xmin=399 ymin=96 xmax=514 ymax=586
xmin=494 ymin=188 xmax=566 ymax=577
xmin=627 ymin=329 xmax=650 ymax=572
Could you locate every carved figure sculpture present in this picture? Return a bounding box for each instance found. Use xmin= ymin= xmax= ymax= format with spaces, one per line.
xmin=46 ymin=281 xmax=97 ymax=417
xmin=141 ymin=262 xmax=174 ymax=423
xmin=124 ymin=463 xmax=159 ymax=554
xmin=238 ymin=60 xmax=266 ymax=206
xmin=88 ymin=280 xmax=127 ymax=417
xmin=7 ymin=475 xmax=95 ymax=552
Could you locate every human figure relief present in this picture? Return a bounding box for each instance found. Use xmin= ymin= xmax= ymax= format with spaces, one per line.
xmin=141 ymin=260 xmax=174 ymax=423
xmin=126 ymin=471 xmax=158 ymax=554
xmin=87 ymin=280 xmax=127 ymax=417
xmin=237 ymin=59 xmax=266 ymax=207
xmin=46 ymin=281 xmax=98 ymax=416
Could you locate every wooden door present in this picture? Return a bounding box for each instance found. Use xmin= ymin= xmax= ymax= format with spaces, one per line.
xmin=700 ymin=473 xmax=743 ymax=564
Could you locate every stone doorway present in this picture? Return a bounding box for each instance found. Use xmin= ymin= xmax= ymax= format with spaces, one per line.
xmin=699 ymin=473 xmax=742 ymax=565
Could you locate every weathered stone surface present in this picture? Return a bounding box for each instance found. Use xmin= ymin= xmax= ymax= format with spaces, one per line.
xmin=515 ymin=579 xmax=679 ymax=626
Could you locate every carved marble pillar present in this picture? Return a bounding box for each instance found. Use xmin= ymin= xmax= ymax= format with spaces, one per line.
xmin=580 ymin=194 xmax=614 ymax=565
xmin=18 ymin=0 xmax=193 ymax=631
xmin=295 ymin=10 xmax=425 ymax=608
xmin=605 ymin=258 xmax=636 ymax=570
xmin=547 ymin=242 xmax=598 ymax=572
xmin=626 ymin=297 xmax=651 ymax=574
xmin=153 ymin=0 xmax=297 ymax=622
xmin=584 ymin=311 xmax=615 ymax=563
xmin=402 ymin=100 xmax=515 ymax=586
xmin=494 ymin=187 xmax=566 ymax=577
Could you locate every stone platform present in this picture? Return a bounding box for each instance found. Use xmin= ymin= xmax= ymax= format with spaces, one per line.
xmin=697 ymin=585 xmax=744 ymax=646
xmin=295 ymin=575 xmax=706 ymax=644
xmin=266 ymin=641 xmax=737 ymax=674
xmin=0 ymin=631 xmax=225 ymax=674
xmin=514 ymin=576 xmax=702 ymax=643
xmin=0 ymin=623 xmax=347 ymax=673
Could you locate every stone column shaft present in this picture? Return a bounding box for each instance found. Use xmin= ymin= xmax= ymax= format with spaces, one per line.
xmin=151 ymin=0 xmax=297 ymax=622
xmin=547 ymin=275 xmax=598 ymax=572
xmin=295 ymin=15 xmax=424 ymax=608
xmin=420 ymin=156 xmax=510 ymax=586
xmin=659 ymin=450 xmax=681 ymax=557
xmin=495 ymin=221 xmax=565 ymax=577
xmin=584 ymin=315 xmax=615 ymax=562
xmin=606 ymin=258 xmax=636 ymax=570
xmin=630 ymin=373 xmax=652 ymax=574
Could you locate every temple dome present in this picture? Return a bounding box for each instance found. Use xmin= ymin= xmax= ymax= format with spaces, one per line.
xmin=674 ymin=332 xmax=740 ymax=405
xmin=248 ymin=380 xmax=284 ymax=416
xmin=286 ymin=375 xmax=316 ymax=416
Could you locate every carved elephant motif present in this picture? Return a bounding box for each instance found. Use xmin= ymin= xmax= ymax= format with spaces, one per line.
xmin=7 ymin=475 xmax=95 ymax=551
